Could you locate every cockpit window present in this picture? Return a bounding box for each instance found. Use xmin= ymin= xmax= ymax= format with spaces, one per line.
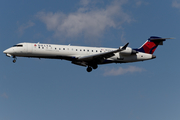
xmin=13 ymin=45 xmax=23 ymax=47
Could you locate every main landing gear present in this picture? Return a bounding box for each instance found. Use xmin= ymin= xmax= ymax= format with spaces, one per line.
xmin=13 ymin=56 xmax=17 ymax=63
xmin=86 ymin=64 xmax=98 ymax=72
xmin=87 ymin=66 xmax=92 ymax=72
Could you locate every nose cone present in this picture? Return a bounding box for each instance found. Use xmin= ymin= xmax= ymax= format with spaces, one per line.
xmin=3 ymin=49 xmax=8 ymax=54
xmin=3 ymin=48 xmax=13 ymax=57
xmin=3 ymin=48 xmax=13 ymax=54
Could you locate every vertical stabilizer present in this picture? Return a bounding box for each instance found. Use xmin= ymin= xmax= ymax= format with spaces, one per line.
xmin=135 ymin=36 xmax=170 ymax=54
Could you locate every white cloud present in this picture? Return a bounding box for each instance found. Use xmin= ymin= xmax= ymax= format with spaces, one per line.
xmin=135 ymin=0 xmax=149 ymax=7
xmin=1 ymin=93 xmax=8 ymax=99
xmin=80 ymin=0 xmax=91 ymax=6
xmin=120 ymin=32 xmax=128 ymax=44
xmin=172 ymin=0 xmax=180 ymax=9
xmin=36 ymin=0 xmax=132 ymax=41
xmin=17 ymin=20 xmax=35 ymax=36
xmin=103 ymin=66 xmax=145 ymax=76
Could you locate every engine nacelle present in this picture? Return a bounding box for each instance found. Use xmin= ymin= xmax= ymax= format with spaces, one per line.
xmin=119 ymin=47 xmax=137 ymax=55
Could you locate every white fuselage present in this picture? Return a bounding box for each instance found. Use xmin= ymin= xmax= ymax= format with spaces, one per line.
xmin=3 ymin=42 xmax=154 ymax=64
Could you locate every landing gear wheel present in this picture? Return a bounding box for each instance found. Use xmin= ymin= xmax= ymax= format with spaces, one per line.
xmin=13 ymin=56 xmax=17 ymax=63
xmin=87 ymin=66 xmax=92 ymax=72
xmin=92 ymin=65 xmax=98 ymax=69
xmin=13 ymin=59 xmax=16 ymax=63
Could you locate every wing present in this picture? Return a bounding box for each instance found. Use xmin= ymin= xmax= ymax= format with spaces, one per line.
xmin=77 ymin=43 xmax=129 ymax=61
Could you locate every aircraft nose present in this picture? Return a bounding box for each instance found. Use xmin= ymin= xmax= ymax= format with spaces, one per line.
xmin=3 ymin=48 xmax=13 ymax=54
xmin=3 ymin=48 xmax=13 ymax=57
xmin=3 ymin=49 xmax=8 ymax=54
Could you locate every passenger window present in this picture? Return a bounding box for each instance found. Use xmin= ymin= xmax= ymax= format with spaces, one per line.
xmin=63 ymin=48 xmax=65 ymax=50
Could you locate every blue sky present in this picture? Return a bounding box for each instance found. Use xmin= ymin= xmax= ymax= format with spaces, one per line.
xmin=1 ymin=0 xmax=180 ymax=120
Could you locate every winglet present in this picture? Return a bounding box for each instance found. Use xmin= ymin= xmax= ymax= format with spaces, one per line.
xmin=121 ymin=42 xmax=129 ymax=50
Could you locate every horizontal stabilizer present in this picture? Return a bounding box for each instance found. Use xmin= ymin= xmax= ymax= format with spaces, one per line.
xmin=148 ymin=36 xmax=174 ymax=45
xmin=149 ymin=36 xmax=174 ymax=41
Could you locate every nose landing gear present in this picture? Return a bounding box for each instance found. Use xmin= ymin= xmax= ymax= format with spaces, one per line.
xmin=13 ymin=56 xmax=17 ymax=63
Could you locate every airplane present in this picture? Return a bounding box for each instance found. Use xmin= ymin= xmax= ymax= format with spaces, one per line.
xmin=3 ymin=36 xmax=172 ymax=72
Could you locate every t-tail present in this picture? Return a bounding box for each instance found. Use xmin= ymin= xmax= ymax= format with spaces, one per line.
xmin=134 ymin=36 xmax=173 ymax=54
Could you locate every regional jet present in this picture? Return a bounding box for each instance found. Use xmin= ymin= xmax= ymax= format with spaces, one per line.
xmin=3 ymin=36 xmax=171 ymax=72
